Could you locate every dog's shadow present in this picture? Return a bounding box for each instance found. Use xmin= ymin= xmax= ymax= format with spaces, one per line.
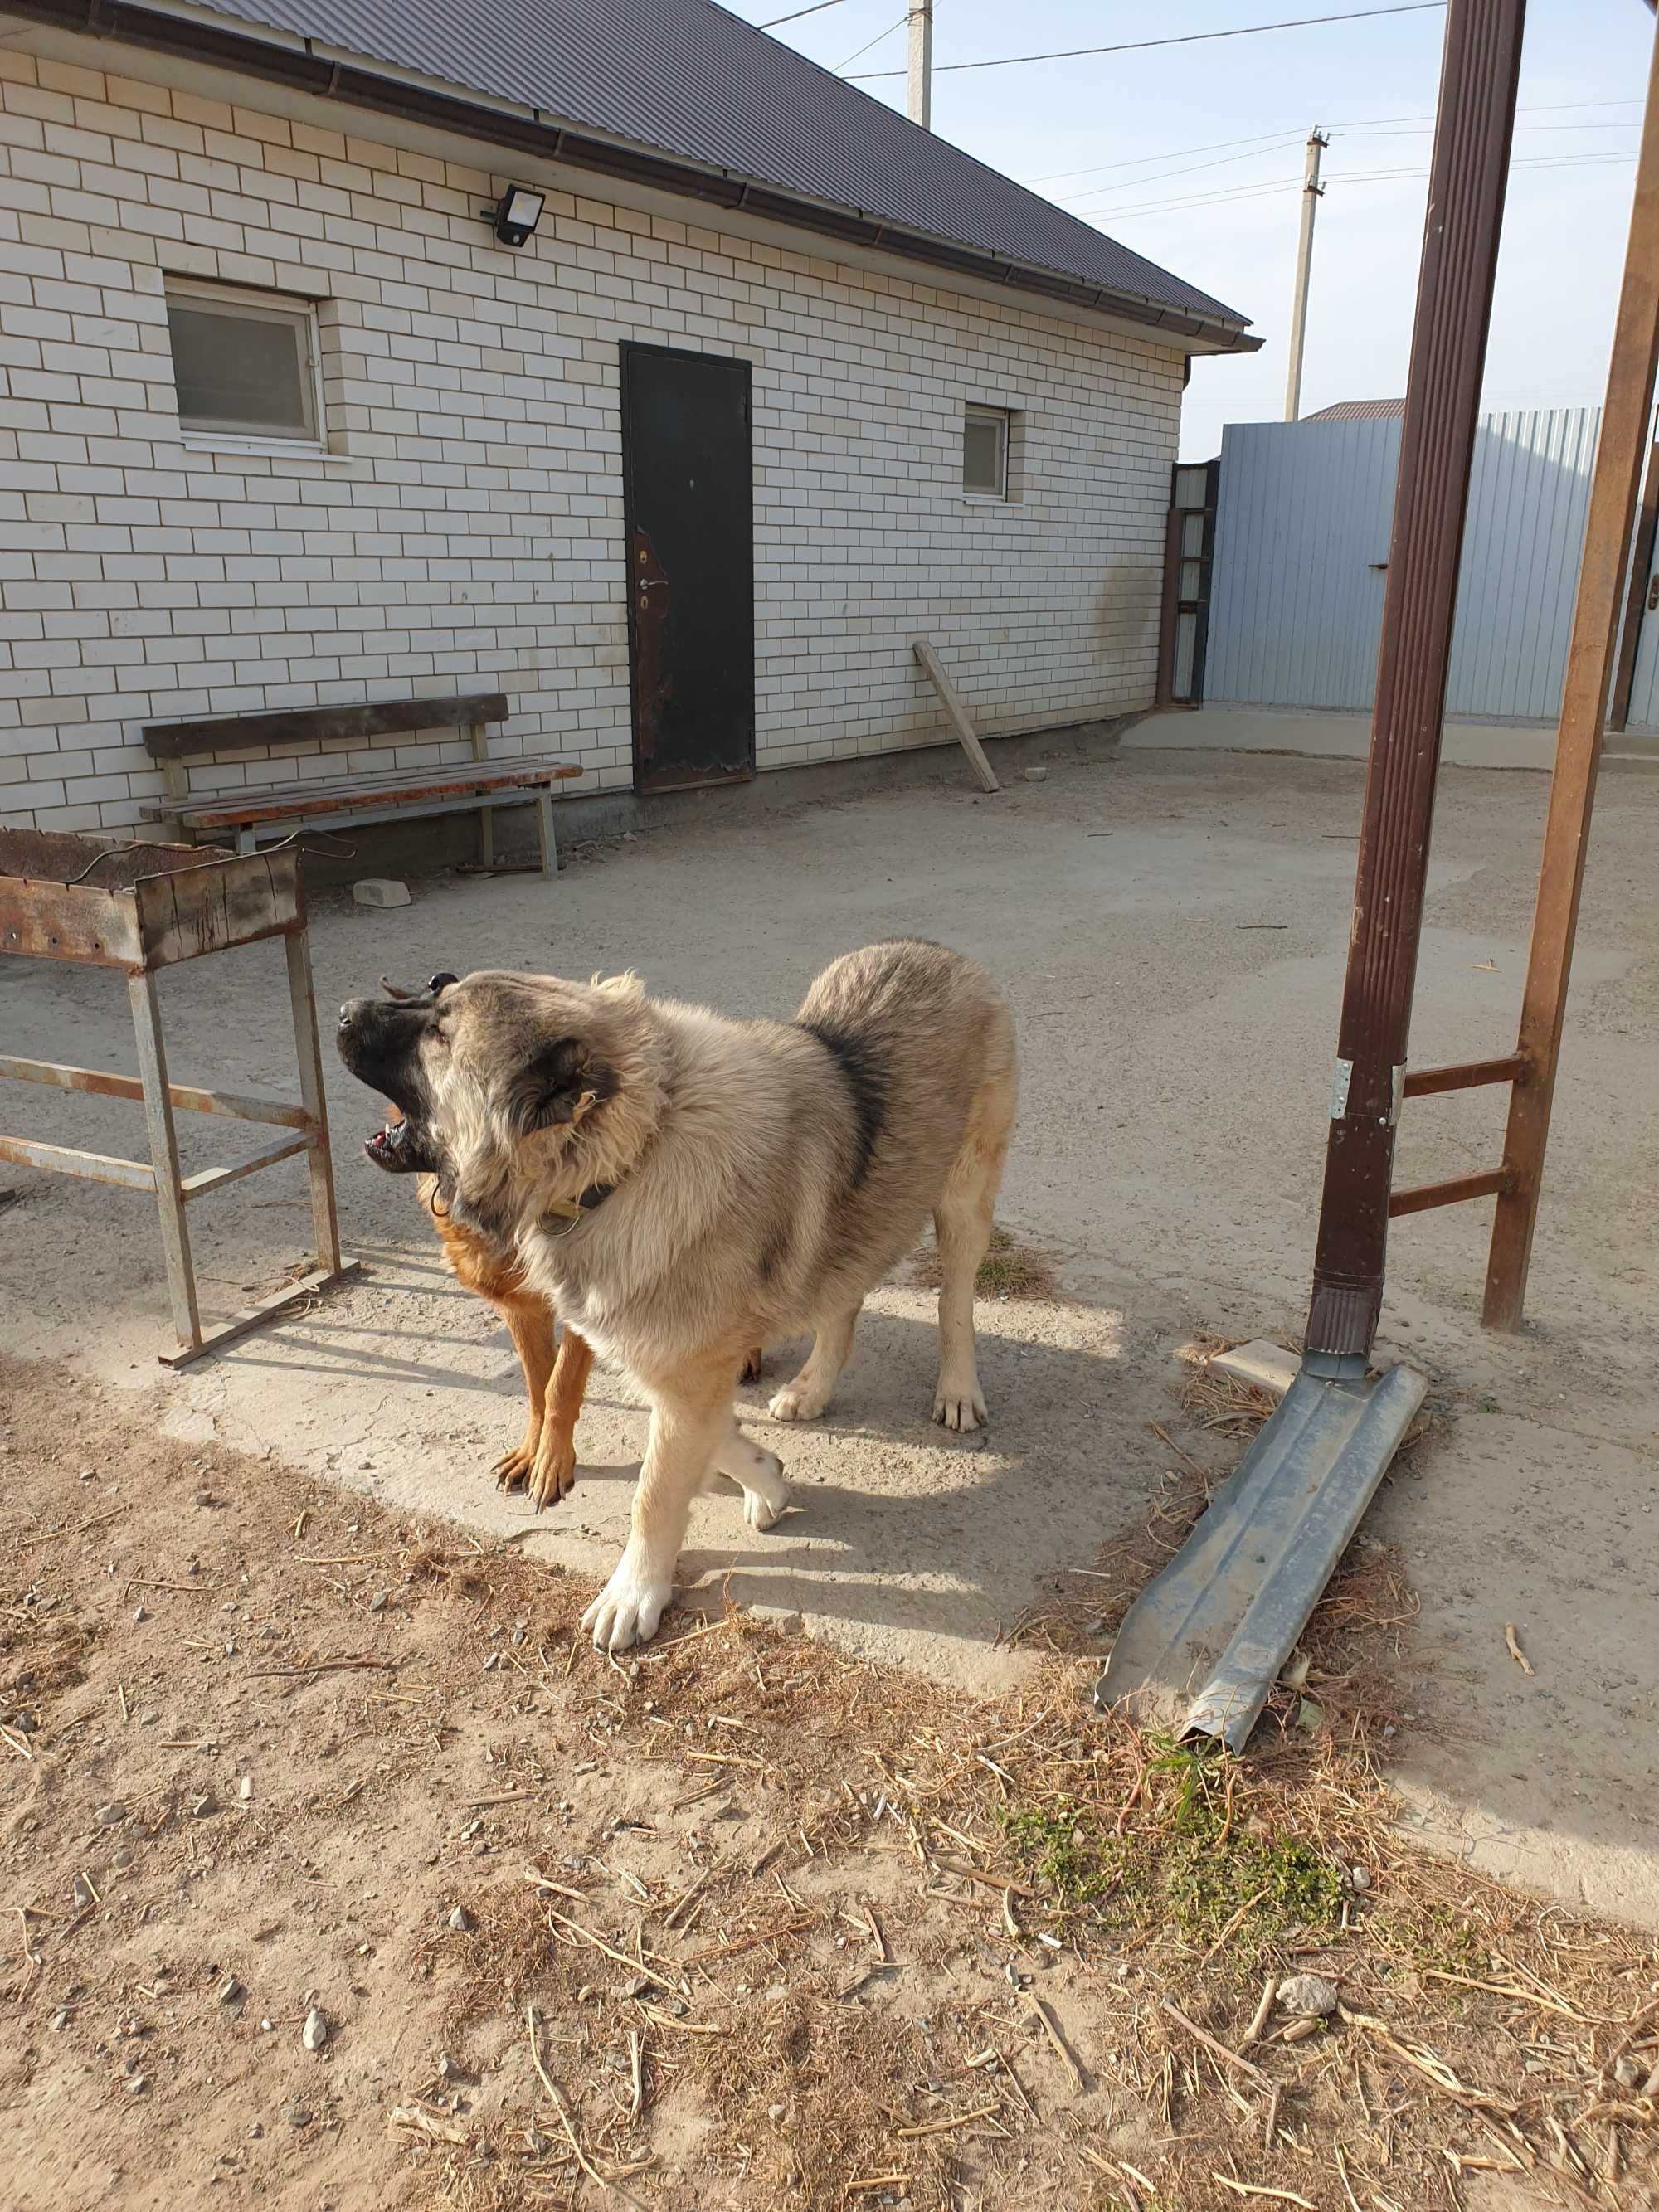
xmin=528 ymin=1301 xmax=1146 ymax=1660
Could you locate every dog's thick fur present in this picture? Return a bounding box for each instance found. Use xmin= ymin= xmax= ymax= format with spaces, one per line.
xmin=337 ymin=941 xmax=1016 ymax=1650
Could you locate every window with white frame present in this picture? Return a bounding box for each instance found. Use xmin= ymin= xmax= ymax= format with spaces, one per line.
xmin=164 ymin=280 xmax=322 ymax=444
xmin=962 ymin=404 xmax=1012 ymax=498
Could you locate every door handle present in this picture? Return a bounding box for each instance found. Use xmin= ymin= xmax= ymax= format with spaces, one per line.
xmin=1647 ymin=573 xmax=1659 ymax=613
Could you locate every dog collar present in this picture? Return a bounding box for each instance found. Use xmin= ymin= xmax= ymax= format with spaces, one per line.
xmin=542 ymin=1182 xmax=614 ymax=1224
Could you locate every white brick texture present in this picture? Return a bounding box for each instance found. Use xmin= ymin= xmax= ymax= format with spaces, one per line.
xmin=0 ymin=48 xmax=1185 ymax=833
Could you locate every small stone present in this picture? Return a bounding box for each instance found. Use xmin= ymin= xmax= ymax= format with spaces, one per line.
xmin=80 ymin=1469 xmax=95 ymax=1483
xmin=1613 ymin=2055 xmax=1641 ymax=2090
xmin=437 ymin=2054 xmax=461 ymax=2081
xmin=620 ymin=1975 xmax=650 ymax=2000
xmin=192 ymin=1796 xmax=216 ymax=1819
xmin=218 ymin=1976 xmax=242 ymax=2005
xmin=95 ymin=1802 xmax=125 ymax=1826
xmin=72 ymin=1873 xmax=95 ymax=1908
xmin=125 ymin=2073 xmax=147 ymax=2095
xmin=194 ymin=1490 xmax=217 ymax=1508
xmin=1349 ymin=1864 xmax=1372 ymax=1892
xmin=525 ymin=2127 xmax=550 ymax=2154
xmin=367 ymin=1591 xmax=387 ymax=1614
xmin=1277 ymin=1973 xmax=1340 ymax=2019
xmin=1023 ymin=765 xmax=1049 ymax=782
xmin=768 ymin=2103 xmax=786 ymax=2123
xmin=286 ymin=2105 xmax=313 ymax=2130
xmin=353 ymin=878 xmax=411 ymax=909
xmin=51 ymin=2006 xmax=71 ymax=2030
xmin=510 ymin=1621 xmax=528 ymax=1648
xmin=249 ymin=2123 xmax=263 ymax=2140
xmin=447 ymin=1906 xmax=472 ymax=1933
xmin=302 ymin=2007 xmax=328 ymax=2053
xmin=238 ymin=1777 xmax=253 ymax=1802
xmin=132 ymin=1607 xmax=148 ymax=1625
xmin=112 ymin=1848 xmax=134 ymax=1871
xmin=260 ymin=2019 xmax=275 ymax=2033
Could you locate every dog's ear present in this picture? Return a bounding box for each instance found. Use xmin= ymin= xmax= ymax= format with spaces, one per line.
xmin=505 ymin=1035 xmax=607 ymax=1135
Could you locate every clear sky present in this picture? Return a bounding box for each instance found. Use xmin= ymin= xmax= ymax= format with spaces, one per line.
xmin=722 ymin=1 xmax=1654 ymax=456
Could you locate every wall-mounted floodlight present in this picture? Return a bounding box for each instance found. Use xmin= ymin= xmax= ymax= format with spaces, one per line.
xmin=486 ymin=184 xmax=545 ymax=248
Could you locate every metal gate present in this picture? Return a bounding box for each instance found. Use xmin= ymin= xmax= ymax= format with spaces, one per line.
xmin=1200 ymin=407 xmax=1608 ymax=723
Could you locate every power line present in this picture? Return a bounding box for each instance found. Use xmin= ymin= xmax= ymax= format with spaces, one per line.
xmin=1024 ymin=100 xmax=1643 ymax=193
xmin=846 ymin=3 xmax=1447 ymax=83
xmin=1063 ymin=136 xmax=1640 ymax=207
xmin=757 ymin=0 xmax=853 ymax=28
xmin=1085 ymin=148 xmax=1638 ymax=224
xmin=833 ymin=13 xmax=907 ymax=74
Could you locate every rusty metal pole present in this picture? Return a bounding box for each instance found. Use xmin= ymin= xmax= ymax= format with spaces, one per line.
xmin=1483 ymin=17 xmax=1659 ymax=1330
xmin=1304 ymin=0 xmax=1526 ymax=1373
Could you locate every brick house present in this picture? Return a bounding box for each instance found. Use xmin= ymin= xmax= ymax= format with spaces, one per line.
xmin=0 ymin=0 xmax=1256 ymax=838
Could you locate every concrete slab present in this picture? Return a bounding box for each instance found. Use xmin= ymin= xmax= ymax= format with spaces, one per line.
xmin=3 ymin=743 xmax=1657 ymax=1923
xmin=1125 ymin=702 xmax=1659 ymax=772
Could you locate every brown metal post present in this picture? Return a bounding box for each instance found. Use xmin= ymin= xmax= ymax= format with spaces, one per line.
xmin=1304 ymin=0 xmax=1526 ymax=1370
xmin=1483 ymin=18 xmax=1659 ymax=1330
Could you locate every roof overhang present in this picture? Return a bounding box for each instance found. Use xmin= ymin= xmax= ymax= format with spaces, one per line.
xmin=2 ymin=0 xmax=1260 ymax=355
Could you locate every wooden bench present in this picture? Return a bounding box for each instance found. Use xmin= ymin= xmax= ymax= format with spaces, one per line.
xmin=140 ymin=692 xmax=580 ymax=875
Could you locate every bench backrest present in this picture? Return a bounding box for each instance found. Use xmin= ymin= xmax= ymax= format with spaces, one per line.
xmin=142 ymin=692 xmax=510 ymax=763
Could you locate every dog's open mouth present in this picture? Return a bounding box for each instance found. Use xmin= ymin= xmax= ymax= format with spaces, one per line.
xmin=364 ymin=1117 xmax=416 ymax=1171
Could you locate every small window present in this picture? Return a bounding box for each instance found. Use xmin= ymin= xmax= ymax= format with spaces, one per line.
xmin=963 ymin=405 xmax=1010 ymax=498
xmin=165 ymin=281 xmax=320 ymax=443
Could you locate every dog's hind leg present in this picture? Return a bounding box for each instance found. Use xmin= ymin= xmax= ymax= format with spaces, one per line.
xmin=494 ymin=1296 xmax=557 ymax=1493
xmin=768 ymin=1303 xmax=860 ymax=1423
xmin=932 ymin=1062 xmax=1016 ymax=1432
xmin=708 ymin=1420 xmax=788 ymax=1531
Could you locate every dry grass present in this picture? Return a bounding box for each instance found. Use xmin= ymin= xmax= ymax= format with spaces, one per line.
xmin=908 ymin=1224 xmax=1061 ymax=1302
xmin=2 ymin=1352 xmax=1656 ymax=2212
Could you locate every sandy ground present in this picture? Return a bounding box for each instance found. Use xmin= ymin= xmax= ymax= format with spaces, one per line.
xmin=3 ymin=1354 xmax=1656 ymax=2212
xmin=2 ymin=739 xmax=1657 ymax=1932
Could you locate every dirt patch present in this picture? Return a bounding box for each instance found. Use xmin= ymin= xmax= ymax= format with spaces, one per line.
xmin=1 ymin=1355 xmax=1656 ymax=2212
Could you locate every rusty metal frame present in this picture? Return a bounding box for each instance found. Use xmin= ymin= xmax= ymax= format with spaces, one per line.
xmin=1302 ymin=2 xmax=1659 ymax=1334
xmin=1303 ymin=0 xmax=1527 ymax=1370
xmin=0 ymin=831 xmax=360 ymax=1366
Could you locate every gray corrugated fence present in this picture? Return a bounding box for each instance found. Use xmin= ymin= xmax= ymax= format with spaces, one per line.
xmin=1201 ymin=407 xmax=1646 ymax=726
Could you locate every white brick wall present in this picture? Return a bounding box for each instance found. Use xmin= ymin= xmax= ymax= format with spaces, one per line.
xmin=0 ymin=45 xmax=1185 ymax=834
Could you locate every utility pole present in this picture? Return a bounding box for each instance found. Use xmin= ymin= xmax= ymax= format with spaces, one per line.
xmin=907 ymin=0 xmax=933 ymax=129
xmin=1283 ymin=128 xmax=1328 ymax=421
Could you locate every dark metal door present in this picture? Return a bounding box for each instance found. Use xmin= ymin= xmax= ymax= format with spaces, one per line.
xmin=620 ymin=343 xmax=755 ymax=794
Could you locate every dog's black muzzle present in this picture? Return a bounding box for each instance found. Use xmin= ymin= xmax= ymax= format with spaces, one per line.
xmin=336 ymin=985 xmax=449 ymax=1174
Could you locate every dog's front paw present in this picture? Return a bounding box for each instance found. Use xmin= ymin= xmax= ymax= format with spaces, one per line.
xmin=494 ymin=1441 xmax=535 ymax=1492
xmin=768 ymin=1383 xmax=827 ymax=1423
xmin=932 ymin=1378 xmax=987 ymax=1432
xmin=525 ymin=1434 xmax=577 ymax=1510
xmin=581 ymin=1553 xmax=672 ymax=1652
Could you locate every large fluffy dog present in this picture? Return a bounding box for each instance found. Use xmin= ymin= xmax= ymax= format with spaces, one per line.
xmin=338 ymin=941 xmax=1017 ymax=1651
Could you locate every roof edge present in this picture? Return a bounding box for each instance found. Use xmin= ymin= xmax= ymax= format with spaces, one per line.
xmin=12 ymin=0 xmax=1262 ymax=351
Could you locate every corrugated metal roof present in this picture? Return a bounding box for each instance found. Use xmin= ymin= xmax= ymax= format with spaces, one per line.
xmin=177 ymin=0 xmax=1250 ymax=333
xmin=1303 ymin=399 xmax=1407 ymax=421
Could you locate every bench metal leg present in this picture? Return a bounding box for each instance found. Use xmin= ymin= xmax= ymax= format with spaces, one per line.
xmin=127 ymin=970 xmax=202 ymax=1352
xmin=236 ymin=828 xmax=258 ymax=855
xmin=284 ymin=925 xmax=343 ymax=1275
xmin=535 ymin=791 xmax=558 ymax=877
